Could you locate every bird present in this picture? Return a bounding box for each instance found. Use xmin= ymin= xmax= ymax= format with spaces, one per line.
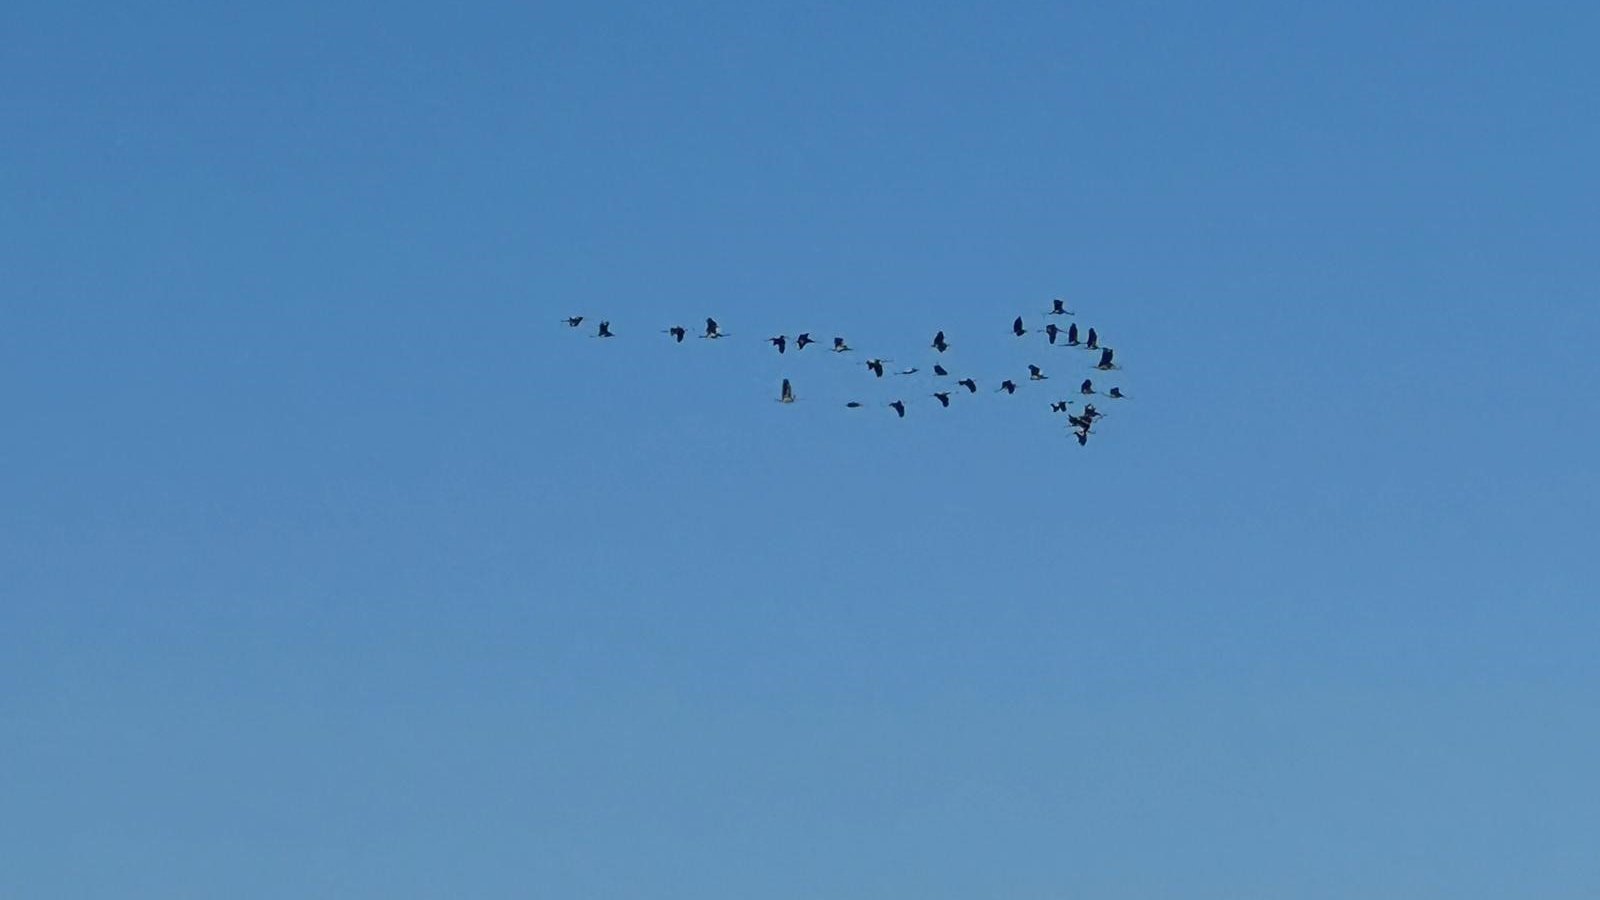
xmin=1096 ymin=348 xmax=1117 ymax=370
xmin=932 ymin=364 xmax=949 ymax=376
xmin=596 ymin=321 xmax=614 ymax=338
xmin=1065 ymin=323 xmax=1080 ymax=346
xmin=1107 ymin=387 xmax=1126 ymax=399
xmin=957 ymin=378 xmax=978 ymax=393
xmin=832 ymin=337 xmax=852 ymax=352
xmin=896 ymin=367 xmax=919 ymax=376
xmin=1028 ymin=364 xmax=1047 ymax=381
xmin=563 ymin=316 xmax=585 ymax=327
xmin=1067 ymin=413 xmax=1094 ymax=430
xmin=866 ymin=359 xmax=888 ymax=377
xmin=931 ymin=330 xmax=949 ymax=353
xmin=1012 ymin=316 xmax=1028 ymax=337
xmin=846 ymin=401 xmax=864 ymax=408
xmin=1085 ymin=327 xmax=1099 ymax=350
xmin=663 ymin=325 xmax=686 ymax=342
xmin=889 ymin=400 xmax=906 ymax=418
xmin=1045 ymin=323 xmax=1063 ymax=345
xmin=779 ymin=378 xmax=795 ymax=403
xmin=932 ymin=391 xmax=952 ymax=407
xmin=1048 ymin=298 xmax=1073 ymax=316
xmin=702 ymin=317 xmax=725 ymax=339
xmin=1080 ymin=378 xmax=1095 ymax=395
xmin=769 ymin=335 xmax=788 ymax=354
xmin=1082 ymin=403 xmax=1103 ymax=420
xmin=1073 ymin=428 xmax=1090 ymax=446
xmin=795 ymin=333 xmax=816 ymax=350
xmin=1050 ymin=400 xmax=1073 ymax=413
xmin=997 ymin=380 xmax=1018 ymax=394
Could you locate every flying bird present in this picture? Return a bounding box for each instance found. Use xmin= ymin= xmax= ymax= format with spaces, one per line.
xmin=702 ymin=317 xmax=725 ymax=339
xmin=1050 ymin=400 xmax=1073 ymax=413
xmin=931 ymin=331 xmax=949 ymax=353
xmin=1012 ymin=316 xmax=1028 ymax=337
xmin=897 ymin=367 xmax=919 ymax=376
xmin=663 ymin=325 xmax=686 ymax=342
xmin=1045 ymin=323 xmax=1063 ymax=345
xmin=957 ymin=378 xmax=978 ymax=393
xmin=779 ymin=378 xmax=795 ymax=403
xmin=1073 ymin=428 xmax=1090 ymax=446
xmin=1107 ymin=387 xmax=1126 ymax=399
xmin=933 ymin=364 xmax=949 ymax=376
xmin=866 ymin=359 xmax=888 ymax=378
xmin=1096 ymin=348 xmax=1117 ymax=370
xmin=596 ymin=321 xmax=614 ymax=338
xmin=1067 ymin=413 xmax=1094 ymax=430
xmin=1085 ymin=327 xmax=1099 ymax=350
xmin=932 ymin=391 xmax=952 ymax=407
xmin=1081 ymin=404 xmax=1103 ymax=421
xmin=1028 ymin=364 xmax=1048 ymax=381
xmin=1065 ymin=323 xmax=1080 ymax=346
xmin=997 ymin=380 xmax=1018 ymax=394
xmin=1080 ymin=378 xmax=1095 ymax=395
xmin=795 ymin=333 xmax=816 ymax=350
xmin=846 ymin=401 xmax=863 ymax=408
xmin=1049 ymin=298 xmax=1074 ymax=316
xmin=563 ymin=316 xmax=584 ymax=327
xmin=889 ymin=400 xmax=906 ymax=418
xmin=832 ymin=337 xmax=852 ymax=352
xmin=769 ymin=335 xmax=788 ymax=354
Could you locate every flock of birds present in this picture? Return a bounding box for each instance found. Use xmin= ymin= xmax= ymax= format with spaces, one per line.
xmin=563 ymin=298 xmax=1131 ymax=446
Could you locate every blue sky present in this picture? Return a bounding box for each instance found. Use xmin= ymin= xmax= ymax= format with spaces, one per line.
xmin=3 ymin=1 xmax=1598 ymax=897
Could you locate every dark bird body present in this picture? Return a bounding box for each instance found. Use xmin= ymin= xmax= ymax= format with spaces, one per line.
xmin=932 ymin=391 xmax=951 ymax=407
xmin=1108 ymin=387 xmax=1126 ymax=399
xmin=1028 ymin=364 xmax=1047 ymax=381
xmin=866 ymin=359 xmax=888 ymax=378
xmin=1096 ymin=348 xmax=1116 ymax=370
xmin=833 ymin=337 xmax=852 ymax=352
xmin=932 ymin=331 xmax=949 ymax=353
xmin=957 ymin=378 xmax=978 ymax=393
xmin=1085 ymin=328 xmax=1099 ymax=350
xmin=1049 ymin=298 xmax=1073 ymax=316
xmin=889 ymin=400 xmax=906 ymax=418
xmin=1080 ymin=378 xmax=1095 ymax=395
xmin=770 ymin=335 xmax=787 ymax=354
xmin=933 ymin=364 xmax=948 ymax=376
xmin=564 ymin=316 xmax=584 ymax=327
xmin=1066 ymin=323 xmax=1080 ymax=346
xmin=796 ymin=333 xmax=816 ymax=350
xmin=779 ymin=378 xmax=795 ymax=403
xmin=998 ymin=380 xmax=1018 ymax=394
xmin=1012 ymin=316 xmax=1028 ymax=337
xmin=665 ymin=326 xmax=686 ymax=342
xmin=596 ymin=321 xmax=614 ymax=338
xmin=1045 ymin=323 xmax=1062 ymax=345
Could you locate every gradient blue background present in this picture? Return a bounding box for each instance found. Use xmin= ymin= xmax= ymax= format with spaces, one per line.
xmin=4 ymin=2 xmax=1598 ymax=897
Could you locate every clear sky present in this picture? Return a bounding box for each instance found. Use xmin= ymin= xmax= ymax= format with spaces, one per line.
xmin=4 ymin=1 xmax=1598 ymax=897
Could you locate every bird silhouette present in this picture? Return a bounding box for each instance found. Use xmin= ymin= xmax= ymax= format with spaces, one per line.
xmin=889 ymin=400 xmax=906 ymax=418
xmin=663 ymin=325 xmax=686 ymax=342
xmin=795 ymin=333 xmax=816 ymax=350
xmin=1028 ymin=364 xmax=1048 ymax=381
xmin=563 ymin=316 xmax=585 ymax=327
xmin=866 ymin=359 xmax=888 ymax=377
xmin=779 ymin=378 xmax=795 ymax=403
xmin=1096 ymin=347 xmax=1117 ymax=370
xmin=1045 ymin=323 xmax=1063 ymax=345
xmin=1012 ymin=316 xmax=1028 ymax=337
xmin=832 ymin=337 xmax=852 ymax=352
xmin=1085 ymin=327 xmax=1099 ymax=350
xmin=1073 ymin=428 xmax=1090 ymax=446
xmin=1065 ymin=323 xmax=1080 ymax=346
xmin=702 ymin=317 xmax=725 ymax=339
xmin=998 ymin=380 xmax=1018 ymax=394
xmin=769 ymin=335 xmax=788 ymax=354
xmin=1049 ymin=298 xmax=1074 ymax=316
xmin=957 ymin=378 xmax=978 ymax=393
xmin=931 ymin=330 xmax=949 ymax=353
xmin=1050 ymin=400 xmax=1073 ymax=413
xmin=933 ymin=364 xmax=949 ymax=376
xmin=897 ymin=367 xmax=919 ymax=376
xmin=1067 ymin=413 xmax=1094 ymax=430
xmin=1080 ymin=378 xmax=1095 ymax=395
xmin=846 ymin=401 xmax=863 ymax=408
xmin=1107 ymin=387 xmax=1126 ymax=399
xmin=1082 ymin=404 xmax=1103 ymax=421
xmin=596 ymin=321 xmax=614 ymax=338
xmin=932 ymin=391 xmax=952 ymax=407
